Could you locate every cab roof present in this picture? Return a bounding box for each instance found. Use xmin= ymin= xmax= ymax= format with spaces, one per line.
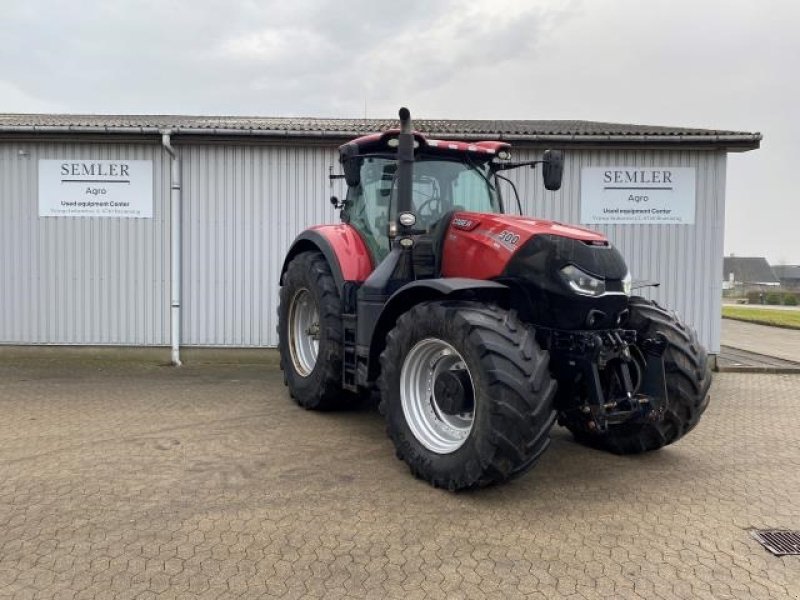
xmin=339 ymin=129 xmax=511 ymax=160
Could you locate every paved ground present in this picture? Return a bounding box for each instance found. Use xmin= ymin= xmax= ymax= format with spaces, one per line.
xmin=722 ymin=319 xmax=800 ymax=363
xmin=718 ymin=345 xmax=800 ymax=372
xmin=1 ymin=350 xmax=799 ymax=599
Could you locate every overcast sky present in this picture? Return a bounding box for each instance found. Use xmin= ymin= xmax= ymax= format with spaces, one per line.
xmin=2 ymin=0 xmax=798 ymax=263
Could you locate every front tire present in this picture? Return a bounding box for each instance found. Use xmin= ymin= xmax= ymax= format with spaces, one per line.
xmin=278 ymin=251 xmax=348 ymax=410
xmin=567 ymin=297 xmax=712 ymax=454
xmin=379 ymin=301 xmax=557 ymax=490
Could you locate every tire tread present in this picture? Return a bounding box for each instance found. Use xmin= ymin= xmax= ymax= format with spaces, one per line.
xmin=378 ymin=301 xmax=557 ymax=490
xmin=277 ymin=252 xmax=349 ymax=410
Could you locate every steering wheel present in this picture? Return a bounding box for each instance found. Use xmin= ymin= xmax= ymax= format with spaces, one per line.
xmin=415 ymin=195 xmax=441 ymax=221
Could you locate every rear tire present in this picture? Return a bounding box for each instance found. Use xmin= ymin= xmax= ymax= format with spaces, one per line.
xmin=567 ymin=296 xmax=712 ymax=454
xmin=379 ymin=301 xmax=557 ymax=490
xmin=278 ymin=251 xmax=349 ymax=410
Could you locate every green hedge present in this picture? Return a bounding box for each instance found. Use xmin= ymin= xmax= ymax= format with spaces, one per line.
xmin=746 ymin=290 xmax=798 ymax=305
xmin=765 ymin=292 xmax=782 ymax=305
xmin=746 ymin=290 xmax=763 ymax=304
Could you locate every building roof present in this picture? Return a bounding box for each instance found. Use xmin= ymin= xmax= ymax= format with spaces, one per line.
xmin=0 ymin=113 xmax=761 ymax=149
xmin=772 ymin=265 xmax=800 ymax=280
xmin=723 ymin=257 xmax=780 ymax=284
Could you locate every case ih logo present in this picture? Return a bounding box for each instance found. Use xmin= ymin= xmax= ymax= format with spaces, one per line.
xmin=452 ymin=217 xmax=479 ymax=231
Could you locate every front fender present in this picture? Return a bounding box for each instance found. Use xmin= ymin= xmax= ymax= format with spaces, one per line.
xmin=367 ymin=278 xmax=509 ymax=381
xmin=281 ymin=225 xmax=373 ymax=290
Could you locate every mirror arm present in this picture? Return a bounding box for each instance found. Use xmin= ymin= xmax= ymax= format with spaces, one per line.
xmin=491 ymin=159 xmax=546 ymax=172
xmin=495 ymin=173 xmax=523 ymax=216
xmin=329 ymin=165 xmax=346 ymax=212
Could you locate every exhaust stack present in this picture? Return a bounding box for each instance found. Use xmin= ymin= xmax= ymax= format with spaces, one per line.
xmin=395 ymin=107 xmax=415 ymax=228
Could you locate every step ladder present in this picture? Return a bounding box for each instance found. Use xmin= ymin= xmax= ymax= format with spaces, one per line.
xmin=342 ymin=314 xmax=358 ymax=392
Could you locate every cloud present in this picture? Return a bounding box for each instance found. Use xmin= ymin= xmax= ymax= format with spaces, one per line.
xmin=358 ymin=4 xmax=552 ymax=98
xmin=0 ymin=0 xmax=797 ymax=261
xmin=0 ymin=80 xmax=64 ymax=113
xmin=0 ymin=0 xmax=572 ymax=117
xmin=221 ymin=28 xmax=331 ymax=63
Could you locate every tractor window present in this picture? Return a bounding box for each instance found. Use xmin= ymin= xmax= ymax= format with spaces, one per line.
xmin=408 ymin=159 xmax=500 ymax=229
xmin=345 ymin=157 xmax=394 ymax=263
xmin=345 ymin=156 xmax=501 ymax=263
xmin=451 ymin=164 xmax=500 ymax=213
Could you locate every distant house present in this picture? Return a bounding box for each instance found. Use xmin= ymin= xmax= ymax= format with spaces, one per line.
xmin=722 ymin=256 xmax=780 ymax=294
xmin=772 ymin=265 xmax=800 ymax=290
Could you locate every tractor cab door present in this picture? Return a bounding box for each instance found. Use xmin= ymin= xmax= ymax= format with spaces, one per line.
xmin=343 ymin=156 xmax=395 ymax=264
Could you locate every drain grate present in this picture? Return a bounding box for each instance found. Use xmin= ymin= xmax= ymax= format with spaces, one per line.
xmin=751 ymin=530 xmax=800 ymax=556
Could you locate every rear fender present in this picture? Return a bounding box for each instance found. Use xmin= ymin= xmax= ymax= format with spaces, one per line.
xmin=367 ymin=278 xmax=509 ymax=382
xmin=281 ymin=225 xmax=373 ymax=290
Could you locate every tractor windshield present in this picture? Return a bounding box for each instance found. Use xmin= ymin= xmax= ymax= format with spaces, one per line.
xmin=346 ymin=156 xmax=500 ymax=262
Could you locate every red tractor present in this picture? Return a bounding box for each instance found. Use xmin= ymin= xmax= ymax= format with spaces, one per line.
xmin=278 ymin=108 xmax=711 ymax=490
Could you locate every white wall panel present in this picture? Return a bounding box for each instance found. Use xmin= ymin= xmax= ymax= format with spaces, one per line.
xmin=0 ymin=141 xmax=169 ymax=345
xmin=180 ymin=143 xmax=341 ymax=347
xmin=0 ymin=139 xmax=725 ymax=352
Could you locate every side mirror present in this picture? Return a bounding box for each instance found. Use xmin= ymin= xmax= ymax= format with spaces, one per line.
xmin=542 ymin=149 xmax=564 ymax=191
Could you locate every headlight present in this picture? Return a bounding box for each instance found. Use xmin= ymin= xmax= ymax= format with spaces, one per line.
xmin=623 ymin=271 xmax=632 ymax=296
xmin=398 ymin=212 xmax=416 ymax=227
xmin=560 ymin=264 xmax=606 ymax=297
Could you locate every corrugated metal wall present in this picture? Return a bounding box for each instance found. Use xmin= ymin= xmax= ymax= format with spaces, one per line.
xmin=0 ymin=141 xmax=170 ymax=345
xmin=0 ymin=139 xmax=726 ymax=352
xmin=180 ymin=144 xmax=341 ymax=346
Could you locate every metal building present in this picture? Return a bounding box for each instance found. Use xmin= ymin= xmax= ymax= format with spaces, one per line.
xmin=0 ymin=115 xmax=760 ymax=359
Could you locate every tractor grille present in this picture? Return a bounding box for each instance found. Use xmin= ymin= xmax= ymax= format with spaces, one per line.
xmin=751 ymin=530 xmax=800 ymax=556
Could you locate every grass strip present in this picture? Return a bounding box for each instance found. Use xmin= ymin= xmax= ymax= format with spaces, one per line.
xmin=722 ymin=306 xmax=800 ymax=330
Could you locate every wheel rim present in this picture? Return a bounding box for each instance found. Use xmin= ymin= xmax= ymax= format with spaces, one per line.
xmin=400 ymin=338 xmax=475 ymax=454
xmin=288 ymin=288 xmax=320 ymax=377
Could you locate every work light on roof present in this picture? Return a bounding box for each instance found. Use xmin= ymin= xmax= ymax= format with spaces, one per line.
xmin=386 ymin=137 xmax=418 ymax=149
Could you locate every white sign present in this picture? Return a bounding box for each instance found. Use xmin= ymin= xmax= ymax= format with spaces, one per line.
xmin=38 ymin=159 xmax=153 ymax=218
xmin=580 ymin=166 xmax=696 ymax=225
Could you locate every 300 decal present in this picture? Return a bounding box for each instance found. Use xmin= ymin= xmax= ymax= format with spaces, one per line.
xmin=497 ymin=230 xmax=520 ymax=246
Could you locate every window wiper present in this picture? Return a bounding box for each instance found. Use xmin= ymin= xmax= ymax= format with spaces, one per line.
xmin=464 ymin=156 xmax=496 ymax=192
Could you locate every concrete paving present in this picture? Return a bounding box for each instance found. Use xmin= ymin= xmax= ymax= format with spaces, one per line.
xmin=718 ymin=345 xmax=800 ymax=373
xmin=722 ymin=319 xmax=800 ymax=364
xmin=0 ymin=351 xmax=799 ymax=599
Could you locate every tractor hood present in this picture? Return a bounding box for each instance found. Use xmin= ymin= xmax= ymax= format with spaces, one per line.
xmin=440 ymin=212 xmax=630 ymax=329
xmin=440 ymin=212 xmax=616 ymax=280
xmin=462 ymin=214 xmax=608 ymax=245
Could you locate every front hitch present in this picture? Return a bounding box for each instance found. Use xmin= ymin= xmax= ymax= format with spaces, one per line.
xmin=547 ymin=329 xmax=669 ymax=434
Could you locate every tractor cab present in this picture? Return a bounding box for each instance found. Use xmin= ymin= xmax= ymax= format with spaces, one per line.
xmin=337 ymin=131 xmax=507 ymax=265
